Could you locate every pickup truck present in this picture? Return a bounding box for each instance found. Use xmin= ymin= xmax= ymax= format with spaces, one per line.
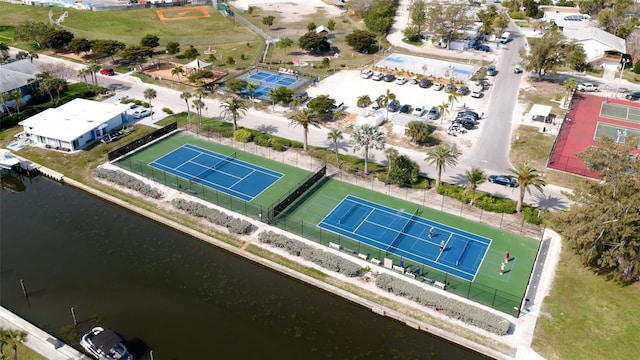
xmin=577 ymin=83 xmax=599 ymax=92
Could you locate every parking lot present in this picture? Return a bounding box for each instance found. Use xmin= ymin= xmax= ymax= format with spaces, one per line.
xmin=306 ymin=68 xmax=491 ymax=140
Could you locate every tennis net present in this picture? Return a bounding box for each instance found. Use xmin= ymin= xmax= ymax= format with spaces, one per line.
xmin=456 ymin=239 xmax=471 ymax=266
xmin=192 ymin=151 xmax=236 ymax=181
xmin=386 ymin=208 xmax=419 ymax=253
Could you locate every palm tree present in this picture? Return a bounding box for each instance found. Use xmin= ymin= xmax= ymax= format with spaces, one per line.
xmin=180 ymin=91 xmax=193 ymax=129
xmin=194 ymin=86 xmax=208 ymax=100
xmin=385 ymin=147 xmax=399 ymax=183
xmin=465 ymin=167 xmax=486 ymax=205
xmin=192 ymin=98 xmax=205 ymax=132
xmin=351 ymin=124 xmax=386 ymax=174
xmin=171 ymin=65 xmax=184 ymax=81
xmin=9 ymin=90 xmax=24 ymax=114
xmin=289 ymin=108 xmax=321 ymax=151
xmin=424 ymin=144 xmax=460 ymax=189
xmin=144 ymin=88 xmax=157 ymax=120
xmin=379 ymin=89 xmax=396 ymax=120
xmin=0 ymin=92 xmax=12 ymax=116
xmin=327 ymin=128 xmax=343 ymax=164
xmin=4 ymin=329 xmax=26 ymax=360
xmin=509 ymin=163 xmax=547 ymax=213
xmin=27 ymin=51 xmax=38 ymax=63
xmin=87 ymin=63 xmax=101 ymax=86
xmin=289 ymin=97 xmax=302 ymax=111
xmin=563 ymin=78 xmax=578 ymax=95
xmin=246 ymin=82 xmax=258 ymax=107
xmin=438 ymin=101 xmax=449 ymax=124
xmin=15 ymin=51 xmax=29 ymax=60
xmin=220 ymin=97 xmax=248 ymax=132
xmin=447 ymin=89 xmax=461 ymax=112
xmin=333 ymin=110 xmax=347 ymax=122
xmin=356 ymin=94 xmax=372 ymax=109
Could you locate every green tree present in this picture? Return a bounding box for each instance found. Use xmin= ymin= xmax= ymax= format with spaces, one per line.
xmin=327 ymin=20 xmax=336 ymax=31
xmin=424 ymin=144 xmax=459 ymax=189
xmin=379 ymin=89 xmax=396 ymax=120
xmin=564 ymin=40 xmax=588 ymax=71
xmin=364 ymin=7 xmax=394 ymax=35
xmin=563 ymin=78 xmax=578 ymax=95
xmin=41 ymin=28 xmax=74 ymax=50
xmin=494 ymin=11 xmax=510 ymax=36
xmin=327 ymin=128 xmax=344 ymax=164
xmin=384 ymin=147 xmax=399 ymax=183
xmin=289 ymin=108 xmax=321 ymax=151
xmin=278 ymin=37 xmax=294 ymax=55
xmin=3 ymin=329 xmax=27 ymax=360
xmin=91 ymin=40 xmax=126 ymax=62
xmin=220 ymin=97 xmax=248 ymax=132
xmin=389 ymin=155 xmax=419 ymax=186
xmin=509 ymin=163 xmax=546 ymax=213
xmin=183 ymin=45 xmax=200 ymax=60
xmin=298 ymin=32 xmax=330 ymax=53
xmin=346 ymin=0 xmax=376 ymax=18
xmin=86 ymin=63 xmax=101 ymax=86
xmin=246 ymin=82 xmax=258 ymax=107
xmin=262 ymin=15 xmax=275 ymax=28
xmin=10 ymin=90 xmax=24 ymax=114
xmin=409 ymin=0 xmax=428 ymax=33
xmin=140 ymin=34 xmax=160 ymax=48
xmin=68 ymin=38 xmax=92 ymax=55
xmin=180 ymin=91 xmax=193 ymax=129
xmin=345 ymin=30 xmax=377 ymax=52
xmin=119 ymin=45 xmax=154 ymax=65
xmin=520 ymin=30 xmax=566 ymax=77
xmin=447 ymin=89 xmax=461 ymax=112
xmin=0 ymin=92 xmax=13 ymax=116
xmin=402 ymin=25 xmax=421 ymax=42
xmin=171 ymin=65 xmax=184 ymax=81
xmin=226 ymin=79 xmax=248 ymax=92
xmin=307 ymin=22 xmax=317 ymax=32
xmin=192 ymin=98 xmax=205 ymax=131
xmin=268 ymin=86 xmax=294 ymax=106
xmin=144 ymin=88 xmax=157 ymax=120
xmin=438 ymin=101 xmax=449 ymax=123
xmin=289 ymin=97 xmax=302 ymax=111
xmin=15 ymin=51 xmax=29 ymax=61
xmin=351 ymin=124 xmax=386 ymax=174
xmin=14 ymin=20 xmax=52 ymax=48
xmin=405 ymin=121 xmax=430 ymax=144
xmin=166 ymin=41 xmax=181 ymax=55
xmin=425 ymin=2 xmax=473 ymax=49
xmin=465 ymin=167 xmax=486 ymax=205
xmin=306 ymin=94 xmax=335 ymax=114
xmin=356 ymin=94 xmax=372 ymax=109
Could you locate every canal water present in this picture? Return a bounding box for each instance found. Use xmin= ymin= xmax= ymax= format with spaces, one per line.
xmin=0 ymin=176 xmax=487 ymax=359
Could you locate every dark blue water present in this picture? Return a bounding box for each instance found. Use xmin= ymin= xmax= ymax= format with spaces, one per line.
xmin=0 ymin=175 xmax=487 ymax=360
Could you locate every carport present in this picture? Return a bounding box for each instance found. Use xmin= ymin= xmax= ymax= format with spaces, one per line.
xmin=528 ymin=104 xmax=552 ymax=123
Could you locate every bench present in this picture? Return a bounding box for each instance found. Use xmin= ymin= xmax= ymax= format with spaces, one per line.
xmin=405 ymin=272 xmax=416 ymax=279
xmin=329 ymin=242 xmax=341 ymax=250
xmin=434 ymin=281 xmax=446 ymax=290
xmin=343 ymin=247 xmax=356 ymax=255
xmin=357 ymin=253 xmax=368 ymax=260
xmin=421 ymin=276 xmax=435 ymax=284
xmin=392 ymin=265 xmax=405 ymax=273
xmin=370 ymin=258 xmax=381 ymax=265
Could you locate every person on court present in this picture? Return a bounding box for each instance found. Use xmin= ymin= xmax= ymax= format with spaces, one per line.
xmin=429 ymin=226 xmax=434 ymax=238
xmin=439 ymin=240 xmax=445 ymax=252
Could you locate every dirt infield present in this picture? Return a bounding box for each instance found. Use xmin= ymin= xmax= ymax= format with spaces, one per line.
xmin=143 ymin=62 xmax=227 ymax=86
xmin=156 ymin=6 xmax=210 ymax=21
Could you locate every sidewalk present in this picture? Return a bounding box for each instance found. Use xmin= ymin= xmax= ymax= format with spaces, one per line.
xmin=0 ymin=306 xmax=90 ymax=359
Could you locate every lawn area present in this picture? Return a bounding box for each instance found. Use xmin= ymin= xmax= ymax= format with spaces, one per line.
xmin=533 ymin=244 xmax=640 ymax=359
xmin=1 ymin=343 xmax=46 ymax=360
xmin=277 ymin=176 xmax=539 ymax=316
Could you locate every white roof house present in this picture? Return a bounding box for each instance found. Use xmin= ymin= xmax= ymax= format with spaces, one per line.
xmin=355 ymin=110 xmax=385 ymax=127
xmin=0 ymin=60 xmax=41 ymax=113
xmin=563 ymin=27 xmax=626 ymax=63
xmin=391 ymin=114 xmax=424 ymax=135
xmin=19 ymin=98 xmax=129 ymax=151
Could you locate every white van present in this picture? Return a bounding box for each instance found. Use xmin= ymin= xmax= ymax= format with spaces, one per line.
xmin=500 ymin=32 xmax=512 ymax=44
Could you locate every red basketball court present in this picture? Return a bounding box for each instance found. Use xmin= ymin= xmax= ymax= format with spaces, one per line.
xmin=548 ymin=93 xmax=640 ymax=178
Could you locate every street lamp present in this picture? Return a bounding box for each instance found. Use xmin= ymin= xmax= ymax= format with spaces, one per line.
xmin=620 ymin=58 xmax=630 ymax=80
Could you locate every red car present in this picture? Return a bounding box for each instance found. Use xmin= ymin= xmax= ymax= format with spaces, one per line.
xmin=100 ymin=68 xmax=115 ymax=76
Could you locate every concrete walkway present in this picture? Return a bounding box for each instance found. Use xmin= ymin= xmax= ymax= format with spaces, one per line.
xmin=0 ymin=306 xmax=90 ymax=359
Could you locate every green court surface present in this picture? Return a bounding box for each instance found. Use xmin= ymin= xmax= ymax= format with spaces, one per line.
xmin=600 ymin=103 xmax=640 ymax=123
xmin=276 ymin=177 xmax=540 ymax=316
xmin=115 ymin=132 xmax=312 ymax=209
xmin=594 ymin=122 xmax=640 ymax=143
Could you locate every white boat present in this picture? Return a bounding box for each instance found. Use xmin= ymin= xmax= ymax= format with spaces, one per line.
xmin=80 ymin=327 xmax=133 ymax=360
xmin=0 ymin=149 xmax=21 ymax=171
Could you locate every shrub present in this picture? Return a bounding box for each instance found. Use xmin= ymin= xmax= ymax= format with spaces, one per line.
xmin=162 ymin=107 xmax=173 ymax=115
xmin=171 ymin=198 xmax=253 ymax=234
xmin=143 ymin=102 xmax=150 ymax=108
xmin=234 ymin=129 xmax=254 ymax=143
xmin=272 ymin=141 xmax=286 ymax=151
xmin=94 ymin=168 xmax=163 ymax=199
xmin=375 ymin=274 xmax=511 ymax=335
xmin=509 ymin=11 xmax=526 ymax=20
xmin=522 ymin=206 xmax=543 ymax=224
xmin=258 ymin=231 xmax=362 ymax=276
xmin=254 ymin=135 xmax=271 ymax=147
xmin=474 ymin=194 xmax=516 ymax=213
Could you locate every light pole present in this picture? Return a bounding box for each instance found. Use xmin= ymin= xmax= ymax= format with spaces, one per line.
xmin=620 ymin=58 xmax=630 ymax=80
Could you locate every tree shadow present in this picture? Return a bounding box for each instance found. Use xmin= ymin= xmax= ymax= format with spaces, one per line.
xmin=448 ymin=172 xmax=469 ymax=187
xmin=531 ymin=192 xmax=570 ymax=210
xmin=255 ymin=124 xmax=278 ymax=133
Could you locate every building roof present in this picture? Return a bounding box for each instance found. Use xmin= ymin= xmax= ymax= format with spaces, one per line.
xmin=0 ymin=60 xmax=40 ymax=93
xmin=315 ymin=25 xmax=330 ymax=34
xmin=185 ymin=58 xmax=211 ymax=69
xmin=391 ymin=113 xmax=422 ymax=127
xmin=564 ymin=27 xmax=626 ymax=54
xmin=19 ymin=98 xmax=129 ymax=142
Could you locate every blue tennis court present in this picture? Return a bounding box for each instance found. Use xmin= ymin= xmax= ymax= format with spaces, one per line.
xmin=243 ymin=71 xmax=298 ymax=97
xmin=318 ymin=195 xmax=491 ymax=281
xmin=149 ymin=144 xmax=283 ymax=201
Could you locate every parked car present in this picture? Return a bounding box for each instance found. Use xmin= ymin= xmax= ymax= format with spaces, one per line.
xmin=625 ymin=91 xmax=640 ymax=100
xmin=458 ymin=86 xmax=470 ymax=95
xmin=100 ymin=68 xmax=115 ymax=76
xmin=294 ymin=91 xmax=309 ymax=102
xmin=476 ymin=79 xmax=490 ymax=90
xmin=457 ymin=110 xmax=480 ymax=120
xmin=396 ymin=76 xmax=408 ymax=85
xmin=488 ymin=175 xmax=519 ymax=187
xmin=361 ymin=69 xmax=373 ymax=79
xmin=412 ymin=106 xmax=425 ymax=116
xmin=427 ymin=106 xmax=440 ymax=120
xmin=331 ymin=102 xmax=345 ymax=114
xmin=577 ymin=83 xmax=599 ymax=92
xmin=432 ymin=83 xmax=444 ymax=91
xmin=399 ymin=104 xmax=412 ymax=114
xmin=514 ymin=64 xmax=523 ymax=74
xmin=452 ymin=118 xmax=475 ymax=130
xmin=383 ymin=74 xmax=396 ymax=82
xmin=410 ymin=78 xmax=419 ymax=85
xmin=387 ymin=100 xmax=401 ymax=112
xmin=445 ymin=83 xmax=457 ymax=92
xmin=372 ymin=72 xmax=384 ymax=81
xmin=487 ymin=65 xmax=497 ymax=76
xmin=418 ymin=79 xmax=433 ymax=88
xmin=132 ymin=109 xmax=151 ymax=119
xmin=474 ymin=44 xmax=491 ymax=52
xmin=471 ymin=89 xmax=483 ymax=98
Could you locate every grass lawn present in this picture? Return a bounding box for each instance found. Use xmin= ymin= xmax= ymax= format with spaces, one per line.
xmin=1 ymin=343 xmax=46 ymax=360
xmin=532 ymin=244 xmax=640 ymax=359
